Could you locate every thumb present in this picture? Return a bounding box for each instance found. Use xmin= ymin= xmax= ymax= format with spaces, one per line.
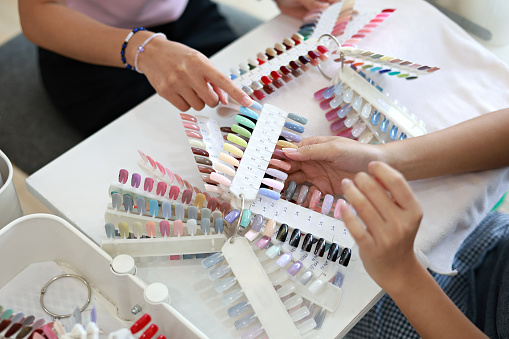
xmin=283 ymin=142 xmax=334 ymax=162
xmin=300 ymin=0 xmax=329 ymax=11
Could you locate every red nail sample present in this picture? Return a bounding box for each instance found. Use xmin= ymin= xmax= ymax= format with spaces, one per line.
xmin=130 ymin=314 xmax=151 ymax=334
xmin=119 ymin=169 xmax=128 ymax=184
xmin=144 ymin=178 xmax=154 ymax=192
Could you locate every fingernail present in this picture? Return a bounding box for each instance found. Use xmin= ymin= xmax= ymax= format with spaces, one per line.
xmin=241 ymin=95 xmax=253 ymax=107
xmin=342 ymin=178 xmax=352 ymax=186
xmin=222 ymin=90 xmax=229 ymax=105
xmin=282 ymin=147 xmax=298 ymax=153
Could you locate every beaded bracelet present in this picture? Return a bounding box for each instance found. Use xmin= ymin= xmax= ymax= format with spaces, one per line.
xmin=134 ymin=33 xmax=167 ymax=74
xmin=121 ymin=27 xmax=146 ymax=70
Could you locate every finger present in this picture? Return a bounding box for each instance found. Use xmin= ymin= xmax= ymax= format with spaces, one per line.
xmin=207 ymin=69 xmax=254 ymax=107
xmin=180 ymin=88 xmax=206 ymax=111
xmin=341 ymin=178 xmax=385 ymax=239
xmin=352 ymin=172 xmax=396 ymax=223
xmin=296 ymin=135 xmax=338 ymax=147
xmin=211 ymin=83 xmax=228 ymax=105
xmin=166 ymin=93 xmax=190 ymax=112
xmin=193 ymin=81 xmax=220 ymax=108
xmin=300 ymin=0 xmax=329 ymax=11
xmin=368 ymin=162 xmax=421 ymax=212
xmin=283 ymin=141 xmax=335 ymax=161
xmin=339 ymin=200 xmax=374 ymax=249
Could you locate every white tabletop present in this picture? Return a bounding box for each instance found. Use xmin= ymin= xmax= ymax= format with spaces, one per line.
xmin=26 ymin=0 xmax=509 ymax=337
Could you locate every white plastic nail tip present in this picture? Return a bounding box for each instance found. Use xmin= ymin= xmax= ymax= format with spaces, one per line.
xmin=334 ymin=82 xmax=344 ymax=95
xmin=330 ymin=95 xmax=343 ymax=109
xmin=214 ymin=276 xmax=237 ymax=293
xmin=276 ymin=282 xmax=296 ymax=298
xmin=297 ymin=318 xmax=318 ymax=334
xmin=263 ymin=260 xmax=282 ymax=274
xmin=187 ymin=219 xmax=198 ymax=236
xmin=358 ymin=130 xmax=374 ymax=144
xmin=352 ymin=95 xmax=363 ymax=111
xmin=344 ymin=111 xmax=360 ymax=128
xmin=222 ymin=288 xmax=244 ymax=306
xmin=308 ymin=279 xmax=326 ymax=294
xmin=270 ymin=269 xmax=291 ymax=286
xmin=201 ymin=252 xmax=224 ymax=269
xmin=241 ymin=325 xmax=264 ymax=339
xmin=351 ymin=121 xmax=367 ymax=138
xmin=208 ymin=264 xmax=231 ymax=281
xmin=343 ymin=88 xmax=354 ymax=103
xmin=283 ymin=295 xmax=303 ymax=310
xmin=290 ymin=306 xmax=310 ymax=322
xmin=361 ymin=103 xmax=372 ymax=118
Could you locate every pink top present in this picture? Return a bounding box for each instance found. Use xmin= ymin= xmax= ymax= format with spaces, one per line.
xmin=67 ymin=0 xmax=189 ymax=28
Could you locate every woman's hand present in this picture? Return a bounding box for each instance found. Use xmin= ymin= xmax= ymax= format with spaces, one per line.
xmin=137 ymin=36 xmax=253 ymax=112
xmin=339 ymin=161 xmax=423 ymax=291
xmin=283 ymin=136 xmax=384 ymax=195
xmin=274 ymin=0 xmax=337 ymax=19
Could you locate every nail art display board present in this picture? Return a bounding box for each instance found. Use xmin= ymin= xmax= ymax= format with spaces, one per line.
xmin=24 ymin=0 xmax=509 ymax=338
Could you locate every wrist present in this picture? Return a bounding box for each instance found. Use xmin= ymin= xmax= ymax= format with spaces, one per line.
xmin=380 ymin=254 xmax=426 ymax=296
xmin=124 ymin=30 xmax=153 ymax=69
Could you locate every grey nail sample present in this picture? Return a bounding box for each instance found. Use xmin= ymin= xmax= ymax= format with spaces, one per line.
xmin=188 ymin=206 xmax=198 ymax=220
xmin=201 ymin=208 xmax=211 ymax=220
xmin=162 ymin=201 xmax=172 ymax=219
xmin=214 ymin=217 xmax=224 ymax=234
xmin=211 ymin=210 xmax=223 ymax=220
xmin=297 ymin=185 xmax=309 ymax=205
xmin=285 ymin=181 xmax=297 ymax=200
xmin=136 ymin=197 xmax=146 ymax=215
xmin=175 ymin=203 xmax=185 ymax=220
xmin=314 ymin=307 xmax=327 ymax=329
xmin=104 ymin=222 xmax=115 ymax=239
xmin=298 ymin=270 xmax=314 ymax=285
xmin=123 ymin=194 xmax=134 ymax=213
xmin=201 ymin=252 xmax=224 ymax=269
xmin=251 ymin=214 xmax=264 ymax=232
xmin=234 ymin=312 xmax=256 ymax=330
xmin=201 ymin=218 xmax=211 ymax=234
xmin=222 ymin=288 xmax=244 ymax=306
xmin=214 ymin=276 xmax=237 ymax=293
xmin=227 ymin=301 xmax=250 ymax=318
xmin=208 ymin=264 xmax=231 ymax=281
xmin=333 ymin=271 xmax=344 ymax=288
xmin=288 ymin=113 xmax=308 ymax=125
xmin=111 ymin=192 xmax=121 ymax=210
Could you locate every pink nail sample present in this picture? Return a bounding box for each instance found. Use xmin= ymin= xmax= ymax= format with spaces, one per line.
xmin=325 ymin=108 xmax=341 ymax=121
xmin=180 ymin=113 xmax=197 ymax=122
xmin=334 ymin=199 xmax=346 ymax=219
xmin=204 ymin=183 xmax=223 ymax=194
xmin=182 ymin=189 xmax=193 ymax=204
xmin=336 ymin=127 xmax=352 ymax=137
xmin=320 ymin=97 xmax=334 ymax=110
xmin=331 ymin=118 xmax=346 ymax=131
xmin=221 ymin=202 xmax=231 ymax=215
xmin=144 ymin=177 xmax=154 ymax=192
xmin=156 ymin=182 xmax=167 ymax=196
xmin=186 ymin=130 xmax=203 ymax=140
xmin=269 ymin=159 xmax=291 ymax=171
xmin=256 ymin=235 xmax=271 ymax=249
xmin=160 ymin=220 xmax=170 ymax=236
xmin=146 ymin=156 xmax=156 ymax=169
xmin=183 ymin=180 xmax=193 ymax=190
xmin=119 ymin=169 xmax=128 ymax=184
xmin=146 ymin=221 xmax=157 ymax=238
xmin=164 ymin=167 xmax=175 ymax=182
xmin=174 ymin=174 xmax=184 ymax=187
xmin=261 ymin=178 xmax=284 ymax=191
xmin=210 ymin=172 xmax=232 ymax=186
xmin=244 ymin=230 xmax=259 ymax=241
xmin=155 ymin=162 xmax=165 ymax=175
xmin=314 ymin=87 xmax=328 ymax=100
xmin=169 ymin=185 xmax=180 ymax=200
xmin=309 ymin=190 xmax=322 ymax=210
xmin=266 ymin=168 xmax=288 ymax=180
xmin=207 ymin=197 xmax=219 ymax=211
xmin=138 ymin=150 xmax=148 ymax=163
xmin=183 ymin=121 xmax=200 ymax=131
xmin=173 ymin=220 xmax=184 ymax=236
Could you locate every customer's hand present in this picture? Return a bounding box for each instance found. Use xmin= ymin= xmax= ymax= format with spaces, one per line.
xmin=283 ymin=136 xmax=384 ymax=195
xmin=340 ymin=162 xmax=423 ymax=291
xmin=274 ymin=0 xmax=338 ymax=19
xmin=137 ymin=37 xmax=253 ymax=112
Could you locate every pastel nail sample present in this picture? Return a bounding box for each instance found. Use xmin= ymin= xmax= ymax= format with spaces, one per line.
xmin=105 ymin=223 xmax=115 ymax=239
xmin=201 ymin=218 xmax=210 ymax=234
xmin=146 ymin=221 xmax=156 ymax=238
xmin=149 ymin=199 xmax=159 ymax=217
xmin=287 ymin=113 xmax=308 ymax=125
xmin=250 ymin=101 xmax=263 ymax=111
xmin=235 ymin=114 xmax=256 ymax=129
xmin=239 ymin=106 xmax=259 ymax=120
xmin=240 ymin=209 xmax=251 ymax=228
xmin=284 ymin=121 xmax=305 ymax=133
xmin=309 ymin=190 xmax=322 ymax=210
xmin=188 ymin=206 xmax=198 ymax=220
xmin=266 ymin=168 xmax=288 ymax=180
xmin=269 ymin=159 xmax=291 ymax=171
xmin=264 ymin=219 xmax=277 ymax=237
xmin=111 ymin=192 xmax=121 ymax=210
xmin=223 ymin=143 xmax=243 ymax=158
xmin=123 ymin=194 xmax=134 ymax=213
xmin=228 ymin=134 xmax=248 ymax=148
xmin=160 ymin=220 xmax=170 ymax=236
xmin=231 ymin=124 xmax=251 ymax=138
xmin=256 ymin=235 xmax=271 ymax=249
xmin=259 ymin=188 xmax=280 ymax=200
xmin=261 ymin=178 xmax=284 ymax=191
xmin=210 ymin=172 xmax=232 ymax=186
xmin=277 ymin=252 xmax=292 ymax=267
xmin=175 ymin=203 xmax=185 ymax=220
xmin=188 ymin=139 xmax=206 ymax=149
xmin=277 ymin=140 xmax=297 ymax=149
xmin=180 ymin=113 xmax=197 ymax=122
xmin=322 ymin=194 xmax=334 ymax=214
xmin=187 ymin=219 xmax=198 ymax=236
xmin=219 ymin=152 xmax=240 ymax=167
xmin=287 ymin=261 xmax=303 ymax=276
xmin=214 ymin=217 xmax=224 ymax=233
xmin=162 ymin=201 xmax=172 ymax=219
xmin=298 ymin=270 xmax=314 ymax=285
xmin=251 ymin=214 xmax=264 ymax=232
xmin=133 ymin=222 xmax=143 ymax=238
xmin=225 ymin=209 xmax=241 ymax=223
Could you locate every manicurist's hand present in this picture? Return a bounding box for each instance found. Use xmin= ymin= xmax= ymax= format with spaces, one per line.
xmin=283 ymin=136 xmax=383 ymax=195
xmin=274 ymin=0 xmax=338 ymax=19
xmin=136 ymin=36 xmax=253 ymax=112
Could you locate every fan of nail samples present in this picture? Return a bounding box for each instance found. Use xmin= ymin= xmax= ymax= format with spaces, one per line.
xmin=0 ymin=306 xmax=100 ymax=339
xmin=317 ymin=63 xmax=427 ymax=143
xmin=201 ymin=218 xmax=352 ymax=338
xmin=103 ymin=169 xmax=229 ymax=258
xmin=338 ymin=46 xmax=440 ymax=80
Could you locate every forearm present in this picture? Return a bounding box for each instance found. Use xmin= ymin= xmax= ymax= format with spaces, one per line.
xmin=382 ymin=108 xmax=509 ymax=180
xmin=385 ymin=259 xmax=487 ymax=339
xmin=19 ymin=0 xmax=153 ymax=67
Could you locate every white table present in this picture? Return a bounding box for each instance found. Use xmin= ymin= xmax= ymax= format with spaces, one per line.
xmin=26 ymin=0 xmax=509 ymax=337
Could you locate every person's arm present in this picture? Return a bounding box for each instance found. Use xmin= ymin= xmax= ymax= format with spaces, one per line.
xmin=283 ymin=109 xmax=509 ymax=194
xmin=340 ymin=162 xmax=488 ymax=338
xmin=18 ymin=0 xmax=253 ymax=111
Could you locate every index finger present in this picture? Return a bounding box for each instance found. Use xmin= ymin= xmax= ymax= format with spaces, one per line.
xmin=297 ymin=136 xmax=338 ymax=147
xmin=207 ymin=69 xmax=254 ymax=108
